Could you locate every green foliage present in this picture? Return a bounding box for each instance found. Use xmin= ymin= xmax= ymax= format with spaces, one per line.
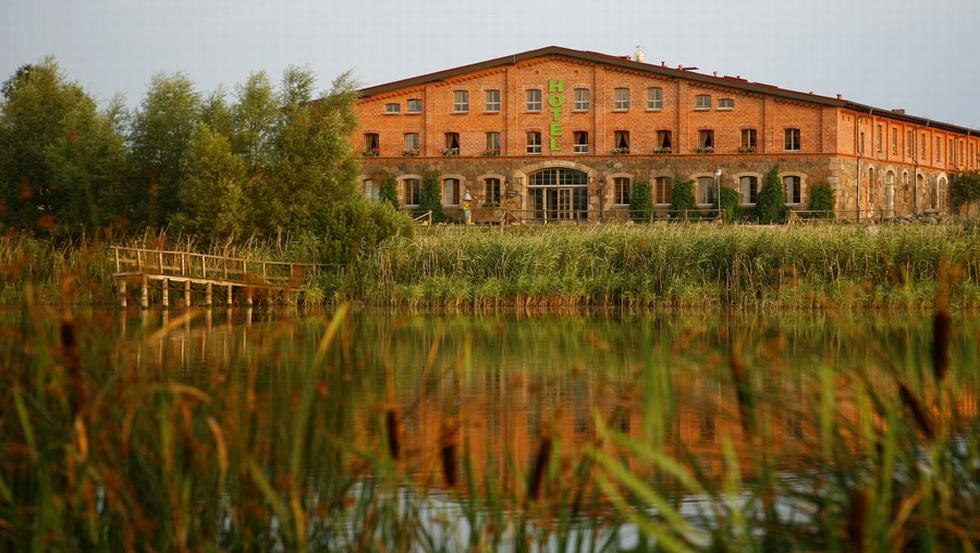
xmin=755 ymin=166 xmax=788 ymax=224
xmin=419 ymin=168 xmax=446 ymax=223
xmin=0 ymin=58 xmax=127 ymax=233
xmin=630 ymin=179 xmax=652 ymax=222
xmin=378 ymin=170 xmax=399 ymax=210
xmin=950 ymin=171 xmax=980 ymax=211
xmin=720 ymin=185 xmax=742 ymax=222
xmin=809 ymin=182 xmax=835 ymax=219
xmin=669 ymin=175 xmax=696 ymax=217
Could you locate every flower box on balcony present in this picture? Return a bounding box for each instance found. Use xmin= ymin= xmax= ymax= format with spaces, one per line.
xmin=610 ymin=147 xmax=630 ymax=155
xmin=402 ymin=149 xmax=420 ymax=157
xmin=441 ymin=148 xmax=460 ymax=157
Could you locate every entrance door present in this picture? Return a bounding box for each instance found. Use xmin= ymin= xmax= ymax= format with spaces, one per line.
xmin=527 ymin=168 xmax=590 ymax=222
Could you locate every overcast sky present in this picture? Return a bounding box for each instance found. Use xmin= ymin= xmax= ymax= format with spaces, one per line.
xmin=3 ymin=0 xmax=979 ymax=128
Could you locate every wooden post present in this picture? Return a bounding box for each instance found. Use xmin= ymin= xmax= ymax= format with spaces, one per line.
xmin=114 ymin=247 xmax=120 ymax=273
xmin=141 ymin=275 xmax=149 ymax=309
xmin=184 ymin=280 xmax=191 ymax=307
xmin=119 ymin=280 xmax=127 ymax=308
xmin=205 ymin=282 xmax=213 ymax=306
xmin=161 ymin=278 xmax=169 ymax=308
xmin=245 ymin=287 xmax=253 ymax=306
xmin=226 ymin=284 xmax=233 ymax=306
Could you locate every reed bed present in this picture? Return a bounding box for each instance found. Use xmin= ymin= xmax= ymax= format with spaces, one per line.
xmin=346 ymin=223 xmax=980 ymax=308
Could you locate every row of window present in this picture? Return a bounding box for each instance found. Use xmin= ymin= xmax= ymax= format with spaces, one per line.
xmin=382 ymin=89 xmax=737 ymax=115
xmin=363 ymin=127 xmax=803 ymax=155
xmin=861 ymin=127 xmax=979 ymax=168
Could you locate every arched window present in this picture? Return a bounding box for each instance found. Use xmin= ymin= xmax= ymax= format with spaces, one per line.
xmin=614 ymin=177 xmax=631 ymax=205
xmin=783 ymin=176 xmax=802 ymax=205
xmin=739 ymin=176 xmax=758 ymax=205
xmin=938 ymin=177 xmax=947 ymax=210
xmin=698 ymin=177 xmax=717 ymax=205
xmin=442 ymin=178 xmax=461 ymax=206
xmin=362 ymin=178 xmax=380 ymax=201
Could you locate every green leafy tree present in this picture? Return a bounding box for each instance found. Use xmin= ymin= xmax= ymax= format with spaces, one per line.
xmin=950 ymin=171 xmax=980 ymax=214
xmin=720 ymin=185 xmax=741 ymax=222
xmin=630 ymin=179 xmax=652 ymax=223
xmin=755 ymin=166 xmax=788 ymax=223
xmin=230 ymin=72 xmax=278 ymax=170
xmin=200 ymin=87 xmax=234 ymax=139
xmin=379 ymin=170 xmax=399 ymax=210
xmin=173 ymin=124 xmax=248 ymax=241
xmin=809 ymin=182 xmax=835 ymax=219
xmin=419 ymin=168 xmax=446 ymax=222
xmin=669 ymin=175 xmax=696 ymax=218
xmin=0 ymin=58 xmax=127 ymax=233
xmin=129 ymin=72 xmax=203 ymax=226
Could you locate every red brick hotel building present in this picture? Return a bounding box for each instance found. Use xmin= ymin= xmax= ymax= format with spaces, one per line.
xmin=353 ymin=46 xmax=978 ymax=221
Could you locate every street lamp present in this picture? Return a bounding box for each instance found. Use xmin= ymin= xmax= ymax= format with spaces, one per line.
xmin=714 ymin=167 xmax=723 ymax=218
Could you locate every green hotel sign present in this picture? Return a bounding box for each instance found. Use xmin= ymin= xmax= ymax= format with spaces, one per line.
xmin=548 ymin=79 xmax=564 ymax=152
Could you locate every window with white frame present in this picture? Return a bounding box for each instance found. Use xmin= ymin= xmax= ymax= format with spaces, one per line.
xmin=526 ymin=89 xmax=542 ymax=112
xmin=385 ymin=103 xmax=401 ymax=114
xmin=404 ymin=178 xmax=421 ymax=206
xmin=614 ymin=88 xmax=630 ymax=111
xmin=485 ymin=132 xmax=500 ymax=154
xmin=527 ymin=131 xmax=542 ymax=154
xmin=783 ymin=176 xmax=801 ymax=204
xmin=484 ymin=89 xmax=499 ymax=112
xmin=404 ymin=133 xmax=419 ymax=153
xmin=574 ymin=88 xmax=590 ymax=111
xmin=739 ymin=175 xmax=759 ymax=205
xmin=484 ymin=178 xmax=501 ymax=207
xmin=614 ymin=177 xmax=631 ymax=205
xmin=573 ymin=131 xmax=589 ymax=153
xmin=694 ymin=94 xmax=711 ymax=110
xmin=442 ymin=178 xmax=461 ymax=206
xmin=785 ymin=128 xmax=801 ymax=151
xmin=697 ymin=177 xmax=717 ymax=205
xmin=407 ymin=99 xmax=423 ymax=113
xmin=362 ymin=179 xmax=380 ymax=201
xmin=453 ymin=90 xmax=469 ymax=113
xmin=646 ymin=87 xmax=663 ymax=110
xmin=718 ymin=98 xmax=734 ymax=110
xmin=654 ymin=176 xmax=672 ymax=205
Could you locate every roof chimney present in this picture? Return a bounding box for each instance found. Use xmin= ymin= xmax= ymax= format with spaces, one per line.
xmin=836 ymin=93 xmax=843 ymax=100
xmin=892 ymin=108 xmax=906 ymax=115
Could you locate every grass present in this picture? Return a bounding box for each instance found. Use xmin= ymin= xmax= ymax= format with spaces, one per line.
xmin=343 ymin=222 xmax=980 ymax=308
xmin=1 ymin=288 xmax=978 ymax=550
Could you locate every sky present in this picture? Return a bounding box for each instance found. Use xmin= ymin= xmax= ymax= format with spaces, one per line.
xmin=3 ymin=0 xmax=979 ymax=128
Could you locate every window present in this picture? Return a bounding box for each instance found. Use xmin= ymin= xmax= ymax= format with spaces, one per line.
xmin=892 ymin=128 xmax=898 ymax=154
xmin=442 ymin=178 xmax=461 ymax=206
xmin=936 ymin=137 xmax=942 ymax=161
xmin=698 ymin=129 xmax=714 ymax=152
xmin=573 ymin=131 xmax=589 ymax=153
xmin=614 ymin=177 xmax=631 ymax=205
xmin=903 ymin=171 xmax=909 ymax=187
xmin=363 ymin=133 xmax=379 ymax=155
xmin=906 ymin=130 xmax=913 ymax=156
xmin=694 ymin=94 xmax=711 ymax=110
xmin=407 ymin=99 xmax=422 ymax=113
xmin=614 ymin=130 xmax=630 ymax=153
xmin=404 ymin=178 xmax=421 ymax=206
xmin=574 ymin=88 xmax=590 ymax=111
xmin=453 ymin=90 xmax=469 ymax=113
xmin=655 ymin=176 xmax=672 ymax=205
xmin=949 ymin=138 xmax=955 ymax=164
xmin=920 ymin=133 xmax=926 ymax=158
xmin=527 ymin=131 xmax=542 ymax=154
xmin=614 ymin=88 xmax=630 ymax=111
xmin=385 ymin=103 xmax=400 ymax=114
xmin=656 ymin=130 xmax=672 ymax=152
xmin=444 ymin=133 xmax=460 ymax=155
xmin=697 ymin=177 xmax=716 ymax=205
xmin=860 ymin=132 xmax=866 ymax=154
xmin=785 ymin=128 xmax=801 ymax=151
xmin=876 ymin=124 xmax=882 ymax=152
xmin=740 ymin=129 xmax=757 ymax=151
xmin=484 ymin=178 xmax=501 ymax=207
xmin=362 ymin=179 xmax=380 ymax=201
xmin=646 ymin=87 xmax=663 ymax=110
xmin=484 ymin=89 xmax=499 ymax=112
xmin=485 ymin=132 xmax=500 ymax=154
xmin=960 ymin=141 xmax=965 ymax=166
xmin=868 ymin=168 xmax=876 ymax=204
xmin=783 ymin=176 xmax=802 ymax=204
xmin=526 ymin=89 xmax=542 ymax=112
xmin=739 ymin=176 xmax=759 ymax=205
xmin=718 ymin=98 xmax=734 ymax=110
xmin=403 ymin=133 xmax=419 ymax=153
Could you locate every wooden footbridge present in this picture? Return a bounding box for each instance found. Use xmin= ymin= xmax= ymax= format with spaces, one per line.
xmin=112 ymin=246 xmax=329 ymax=308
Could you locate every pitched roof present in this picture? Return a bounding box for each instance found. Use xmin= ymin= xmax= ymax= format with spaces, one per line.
xmin=358 ymin=46 xmax=978 ymax=136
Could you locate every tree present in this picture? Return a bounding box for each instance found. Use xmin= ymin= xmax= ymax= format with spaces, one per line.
xmin=630 ymin=179 xmax=652 ymax=223
xmin=418 ymin=168 xmax=445 ymax=222
xmin=129 ymin=72 xmax=203 ymax=227
xmin=755 ymin=166 xmax=787 ymax=224
xmin=950 ymin=171 xmax=980 ymax=214
xmin=720 ymin=185 xmax=741 ymax=223
xmin=230 ymin=73 xmax=278 ymax=170
xmin=173 ymin=124 xmax=248 ymax=241
xmin=669 ymin=175 xmax=696 ymax=218
xmin=378 ymin=170 xmax=399 ymax=210
xmin=0 ymin=58 xmax=127 ymax=233
xmin=809 ymin=182 xmax=835 ymax=219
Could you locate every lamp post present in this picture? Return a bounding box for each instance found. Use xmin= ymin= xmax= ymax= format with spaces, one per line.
xmin=714 ymin=167 xmax=723 ymax=219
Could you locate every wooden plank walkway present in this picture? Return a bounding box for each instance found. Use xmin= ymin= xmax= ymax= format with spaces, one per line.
xmin=111 ymin=246 xmax=329 ymax=308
